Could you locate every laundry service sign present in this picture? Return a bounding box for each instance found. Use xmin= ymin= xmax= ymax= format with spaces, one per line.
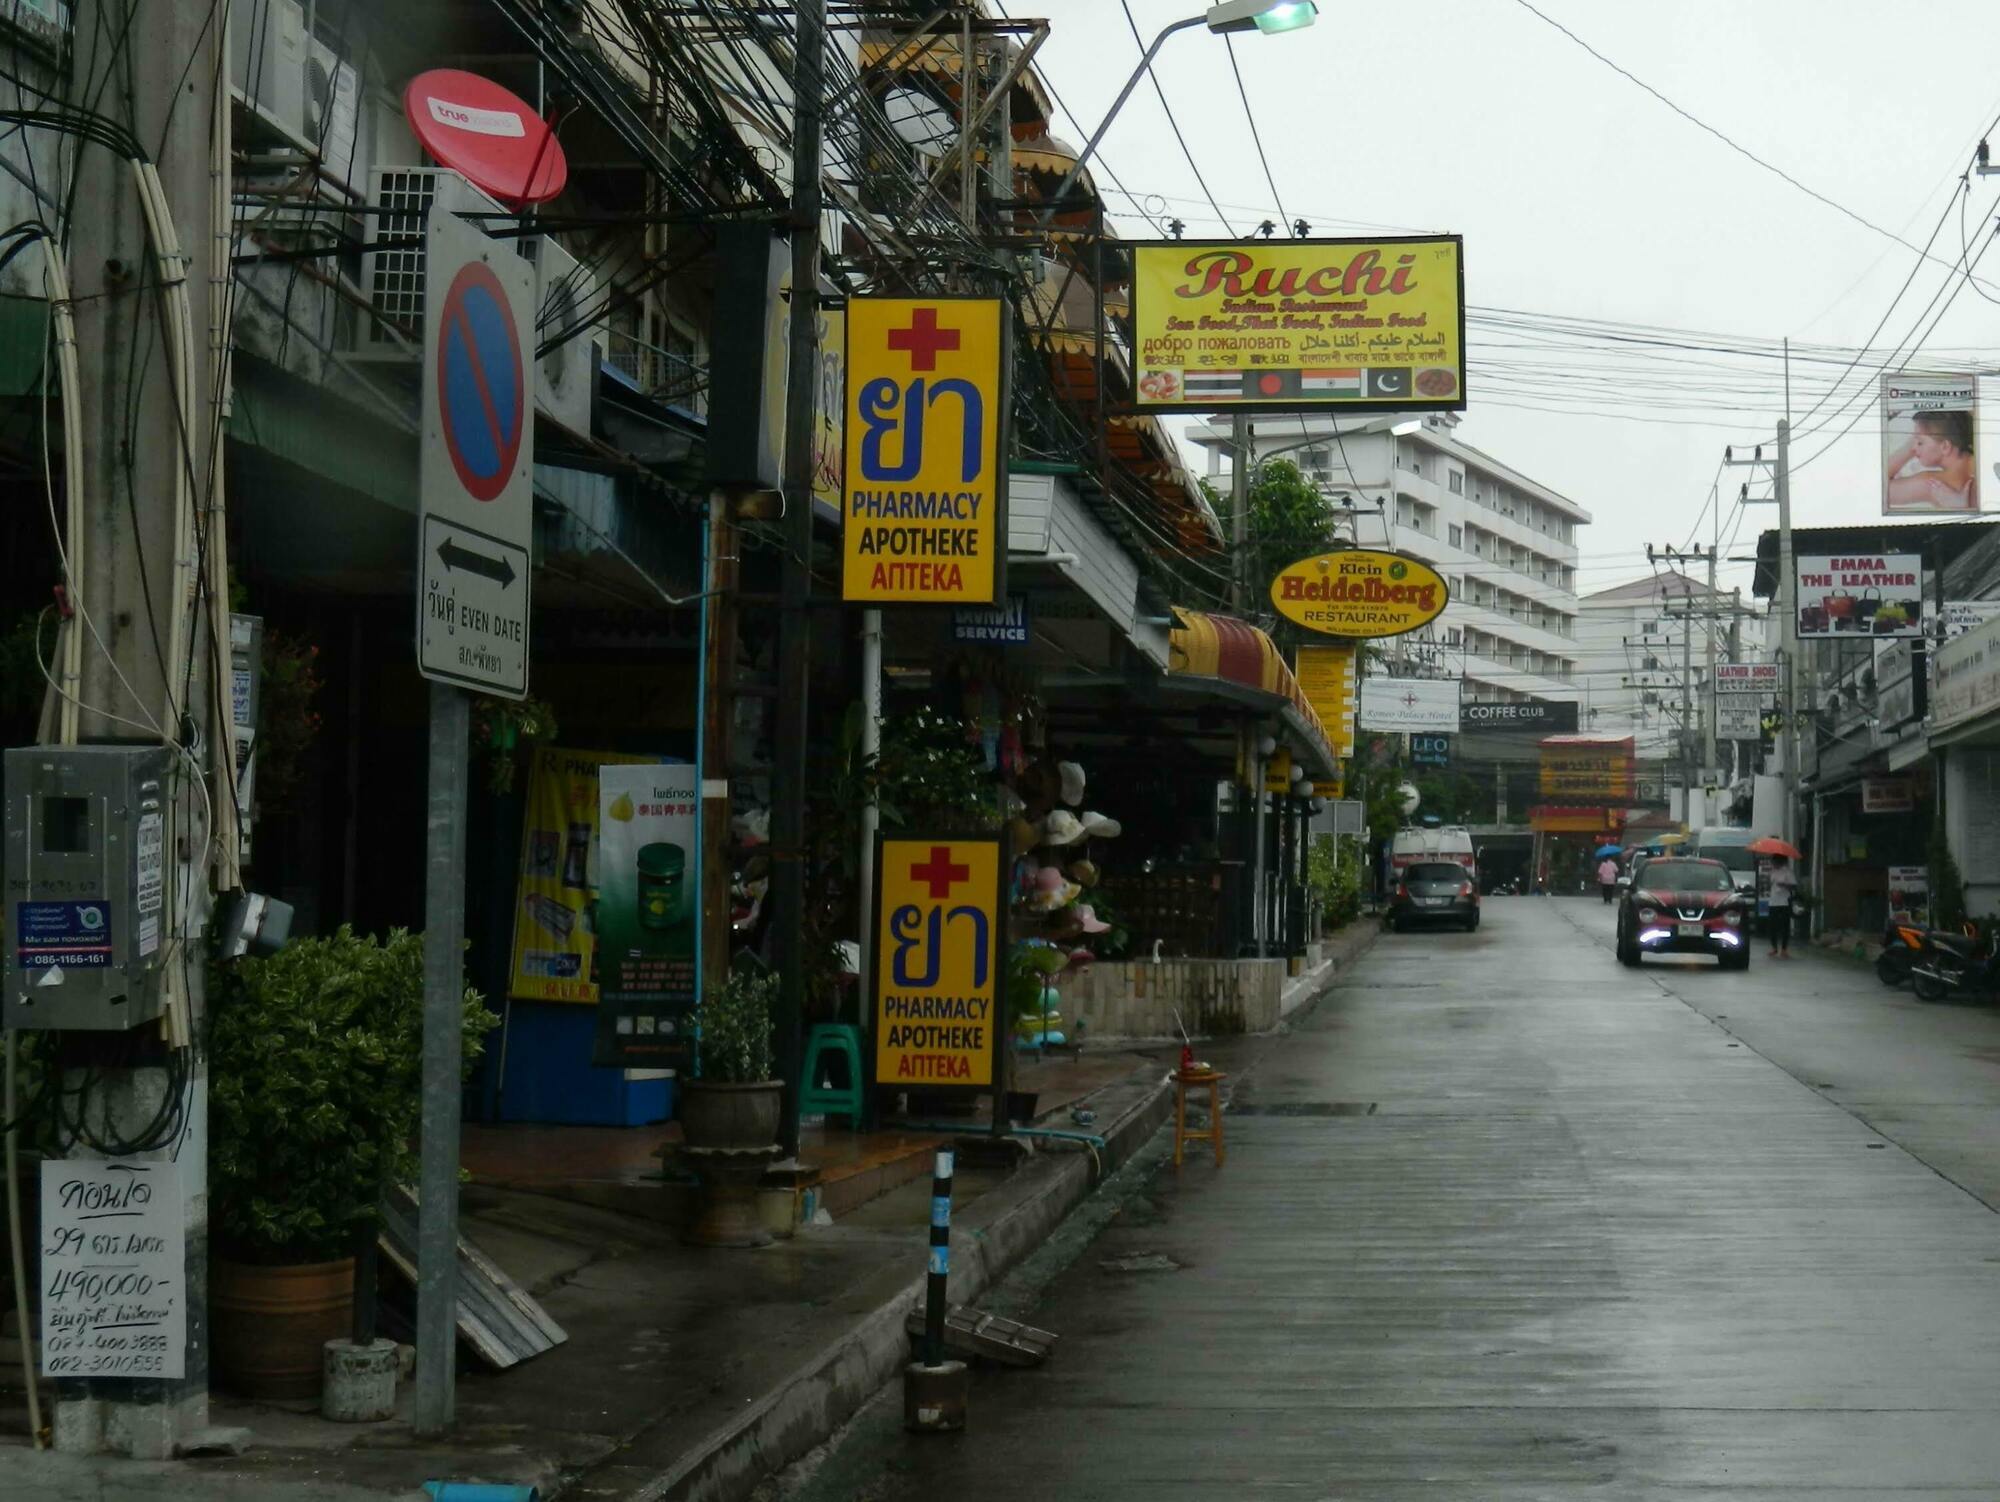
xmin=842 ymin=297 xmax=1006 ymax=605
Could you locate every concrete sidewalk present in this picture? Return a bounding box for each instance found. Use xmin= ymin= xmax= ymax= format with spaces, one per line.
xmin=0 ymin=922 xmax=1376 ymax=1501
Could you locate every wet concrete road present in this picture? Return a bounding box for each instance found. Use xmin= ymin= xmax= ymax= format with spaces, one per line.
xmin=784 ymin=897 xmax=2000 ymax=1500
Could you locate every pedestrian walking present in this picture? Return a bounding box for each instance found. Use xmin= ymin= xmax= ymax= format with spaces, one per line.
xmin=1767 ymin=854 xmax=1796 ymax=958
xmin=1597 ymin=855 xmax=1619 ymax=905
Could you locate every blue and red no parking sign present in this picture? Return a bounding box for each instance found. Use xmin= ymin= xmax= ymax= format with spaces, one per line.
xmin=436 ymin=260 xmax=525 ymax=503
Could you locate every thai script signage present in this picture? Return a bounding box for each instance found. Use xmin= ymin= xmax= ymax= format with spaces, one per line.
xmin=872 ymin=837 xmax=1004 ymax=1088
xmin=842 ymin=297 xmax=1005 ymax=604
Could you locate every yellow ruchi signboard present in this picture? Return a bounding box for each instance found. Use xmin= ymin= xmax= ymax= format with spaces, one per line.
xmin=1270 ymin=550 xmax=1450 ymax=640
xmin=872 ymin=837 xmax=1003 ymax=1088
xmin=842 ymin=296 xmax=1005 ymax=604
xmin=1129 ymin=237 xmax=1465 ymax=412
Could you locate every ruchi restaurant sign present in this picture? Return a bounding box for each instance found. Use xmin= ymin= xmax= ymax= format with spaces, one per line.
xmin=1269 ymin=549 xmax=1450 ymax=639
xmin=1129 ymin=237 xmax=1465 ymax=413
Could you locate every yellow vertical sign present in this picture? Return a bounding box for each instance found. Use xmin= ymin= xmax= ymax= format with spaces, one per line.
xmin=842 ymin=297 xmax=1005 ymax=604
xmin=1294 ymin=644 xmax=1358 ymax=759
xmin=873 ymin=837 xmax=1002 ymax=1088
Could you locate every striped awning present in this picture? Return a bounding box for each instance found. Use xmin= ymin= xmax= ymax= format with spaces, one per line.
xmin=1167 ymin=608 xmax=1336 ymax=773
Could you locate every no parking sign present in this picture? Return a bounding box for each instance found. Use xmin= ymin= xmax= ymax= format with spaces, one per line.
xmin=417 ymin=185 xmax=534 ymax=698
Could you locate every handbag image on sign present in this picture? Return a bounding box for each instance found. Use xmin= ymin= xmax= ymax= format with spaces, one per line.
xmin=1855 ymin=588 xmax=1882 ymax=623
xmin=1800 ymin=604 xmax=1829 ymax=634
xmin=1872 ymin=603 xmax=1909 ymax=633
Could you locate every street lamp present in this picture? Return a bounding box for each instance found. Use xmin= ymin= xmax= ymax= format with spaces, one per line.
xmin=1041 ymin=1 xmax=1317 ymax=222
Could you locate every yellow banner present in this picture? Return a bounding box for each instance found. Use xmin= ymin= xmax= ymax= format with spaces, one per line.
xmin=1130 ymin=238 xmax=1464 ymax=411
xmin=842 ymin=297 xmax=1004 ymax=604
xmin=874 ymin=837 xmax=1002 ymax=1088
xmin=1271 ymin=550 xmax=1450 ymax=639
xmin=1539 ymin=748 xmax=1636 ymax=800
xmin=1293 ymin=644 xmax=1357 ymax=758
xmin=508 ymin=746 xmax=657 ymax=1004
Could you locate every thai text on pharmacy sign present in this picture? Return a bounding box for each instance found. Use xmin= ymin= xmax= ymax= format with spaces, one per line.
xmin=842 ymin=297 xmax=1006 ymax=605
xmin=873 ymin=838 xmax=1002 ymax=1086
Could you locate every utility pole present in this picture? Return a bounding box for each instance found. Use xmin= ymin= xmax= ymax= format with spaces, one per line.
xmin=61 ymin=1 xmax=223 ymax=1457
xmin=1648 ymin=543 xmax=1715 ymax=822
xmin=1776 ymin=418 xmax=1798 ymax=848
xmin=769 ymin=0 xmax=825 ymax=1157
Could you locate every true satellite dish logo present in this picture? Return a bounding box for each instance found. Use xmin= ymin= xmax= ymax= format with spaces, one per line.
xmin=426 ymin=97 xmax=525 ymax=138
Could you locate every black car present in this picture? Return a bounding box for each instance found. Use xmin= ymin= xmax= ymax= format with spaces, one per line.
xmin=1388 ymin=861 xmax=1481 ymax=933
xmin=1615 ymin=857 xmax=1752 ymax=970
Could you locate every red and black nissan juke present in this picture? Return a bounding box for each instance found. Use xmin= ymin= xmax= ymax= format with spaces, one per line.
xmin=1615 ymin=856 xmax=1752 ymax=971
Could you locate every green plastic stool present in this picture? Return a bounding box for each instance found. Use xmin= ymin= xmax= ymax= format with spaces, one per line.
xmin=799 ymin=1024 xmax=865 ymax=1126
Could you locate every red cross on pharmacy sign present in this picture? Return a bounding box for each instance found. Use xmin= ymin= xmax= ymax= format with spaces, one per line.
xmin=872 ymin=834 xmax=1006 ymax=1092
xmin=842 ymin=295 xmax=1007 ymax=606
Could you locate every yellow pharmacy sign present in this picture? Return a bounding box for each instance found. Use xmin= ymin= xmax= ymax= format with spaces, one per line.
xmin=842 ymin=297 xmax=1006 ymax=605
xmin=872 ymin=837 xmax=1003 ymax=1088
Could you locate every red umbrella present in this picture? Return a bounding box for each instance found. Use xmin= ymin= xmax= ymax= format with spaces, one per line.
xmin=1748 ymin=836 xmax=1801 ymax=859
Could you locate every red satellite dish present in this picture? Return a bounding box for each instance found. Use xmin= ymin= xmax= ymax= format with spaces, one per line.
xmin=403 ymin=68 xmax=568 ymax=207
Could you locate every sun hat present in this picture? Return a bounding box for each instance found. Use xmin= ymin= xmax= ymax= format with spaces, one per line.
xmin=1030 ymin=879 xmax=1082 ymax=912
xmin=1057 ymin=760 xmax=1086 ymax=807
xmin=1043 ymin=809 xmax=1086 ymax=846
xmin=1034 ymin=865 xmax=1069 ymax=893
xmin=1007 ymin=815 xmax=1039 ymax=852
xmin=1071 ymin=904 xmax=1111 ymax=934
xmin=1078 ymin=811 xmax=1121 ymax=839
xmin=1067 ymin=858 xmax=1100 ymax=888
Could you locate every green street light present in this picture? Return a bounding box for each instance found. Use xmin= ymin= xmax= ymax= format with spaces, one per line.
xmin=1206 ymin=0 xmax=1319 ymax=33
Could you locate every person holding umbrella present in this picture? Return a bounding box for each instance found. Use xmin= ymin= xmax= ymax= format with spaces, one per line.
xmin=1749 ymin=837 xmax=1803 ymax=958
xmin=1596 ymin=845 xmax=1621 ymax=904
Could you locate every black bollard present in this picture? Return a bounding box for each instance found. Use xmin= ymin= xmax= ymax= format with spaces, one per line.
xmin=904 ymin=1147 xmax=969 ymax=1431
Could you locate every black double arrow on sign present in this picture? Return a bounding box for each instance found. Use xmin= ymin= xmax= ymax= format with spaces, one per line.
xmin=436 ymin=535 xmax=518 ymax=588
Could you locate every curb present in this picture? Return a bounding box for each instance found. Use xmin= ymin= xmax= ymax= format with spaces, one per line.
xmin=622 ymin=1062 xmax=1174 ymax=1502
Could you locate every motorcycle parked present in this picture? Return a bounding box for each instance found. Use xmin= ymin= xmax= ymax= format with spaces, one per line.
xmin=1906 ymin=924 xmax=2000 ymax=1003
xmin=1878 ymin=924 xmax=1923 ymax=987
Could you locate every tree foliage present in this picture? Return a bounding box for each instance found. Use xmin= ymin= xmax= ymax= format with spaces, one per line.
xmin=1202 ymin=457 xmax=1340 ymax=615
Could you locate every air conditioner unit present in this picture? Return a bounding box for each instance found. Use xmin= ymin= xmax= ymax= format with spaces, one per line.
xmin=524 ymin=236 xmax=602 ymax=437
xmin=358 ymin=167 xmax=515 ymax=357
xmin=304 ymin=39 xmax=361 ymax=185
xmin=229 ymin=0 xmax=307 ymax=143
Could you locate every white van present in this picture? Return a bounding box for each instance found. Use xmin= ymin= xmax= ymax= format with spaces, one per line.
xmin=1691 ymin=826 xmax=1760 ymax=896
xmin=1391 ymin=825 xmax=1477 ymax=879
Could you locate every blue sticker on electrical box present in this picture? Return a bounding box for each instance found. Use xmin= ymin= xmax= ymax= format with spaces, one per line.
xmin=15 ymin=901 xmax=113 ymax=968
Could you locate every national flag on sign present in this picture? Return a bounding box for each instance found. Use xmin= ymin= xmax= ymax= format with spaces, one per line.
xmin=1366 ymin=368 xmax=1411 ymax=398
xmin=1301 ymin=368 xmax=1363 ymax=395
xmin=1182 ymin=369 xmax=1245 ymax=399
xmin=1241 ymin=369 xmax=1301 ymax=400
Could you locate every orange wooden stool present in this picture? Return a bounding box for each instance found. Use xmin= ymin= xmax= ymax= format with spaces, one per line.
xmin=1172 ymin=1068 xmax=1226 ymax=1167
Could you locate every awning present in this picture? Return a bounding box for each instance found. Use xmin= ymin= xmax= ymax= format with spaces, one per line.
xmin=1165 ymin=608 xmax=1337 ymax=777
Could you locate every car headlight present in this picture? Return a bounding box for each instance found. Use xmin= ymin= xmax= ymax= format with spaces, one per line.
xmin=1637 ymin=907 xmax=1658 ymax=924
xmin=1722 ymin=910 xmax=1742 ymax=927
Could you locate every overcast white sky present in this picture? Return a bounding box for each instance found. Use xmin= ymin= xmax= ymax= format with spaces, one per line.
xmin=1021 ymin=0 xmax=2000 ymax=599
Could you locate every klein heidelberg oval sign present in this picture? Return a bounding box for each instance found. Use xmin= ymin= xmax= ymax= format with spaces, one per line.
xmin=1269 ymin=549 xmax=1450 ymax=639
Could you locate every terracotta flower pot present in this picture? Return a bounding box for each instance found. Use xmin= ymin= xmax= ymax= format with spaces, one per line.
xmin=679 ymin=1079 xmax=782 ymax=1149
xmin=210 ymin=1256 xmax=355 ymax=1401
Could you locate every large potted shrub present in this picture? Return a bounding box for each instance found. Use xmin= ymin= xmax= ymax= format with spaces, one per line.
xmin=679 ymin=968 xmax=780 ymax=1149
xmin=207 ymin=927 xmax=495 ymax=1399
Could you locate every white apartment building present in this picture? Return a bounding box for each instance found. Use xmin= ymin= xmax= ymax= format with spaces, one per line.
xmin=1186 ymin=413 xmax=1589 ymax=705
xmin=1573 ymin=571 xmax=1728 ymax=763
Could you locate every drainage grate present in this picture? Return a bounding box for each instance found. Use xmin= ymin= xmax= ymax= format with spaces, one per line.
xmin=1228 ymin=1101 xmax=1378 ymax=1117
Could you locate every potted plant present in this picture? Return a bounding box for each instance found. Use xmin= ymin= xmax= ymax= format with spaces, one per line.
xmin=468 ymin=692 xmax=559 ymax=795
xmin=207 ymin=927 xmax=496 ymax=1399
xmin=680 ymin=967 xmax=781 ymax=1149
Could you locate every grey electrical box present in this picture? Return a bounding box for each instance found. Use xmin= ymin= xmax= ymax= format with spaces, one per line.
xmin=4 ymin=745 xmax=173 ymax=1030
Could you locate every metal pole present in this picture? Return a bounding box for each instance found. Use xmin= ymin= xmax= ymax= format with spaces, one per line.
xmin=1776 ymin=417 xmax=1798 ymax=847
xmin=1231 ymin=413 xmax=1251 ymax=610
xmin=857 ymin=608 xmax=883 ymax=1033
xmin=415 ymin=682 xmax=470 ymax=1434
xmin=1704 ymin=538 xmax=1719 ymax=784
xmin=923 ymin=1149 xmax=955 ymax=1366
xmin=1039 ymin=15 xmax=1204 ymax=224
xmin=1681 ymin=590 xmax=1693 ymax=822
xmin=770 ymin=0 xmax=826 ymax=1158
xmin=1250 ymin=751 xmax=1268 ymax=956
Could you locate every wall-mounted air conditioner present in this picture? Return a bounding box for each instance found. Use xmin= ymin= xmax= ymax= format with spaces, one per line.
xmin=229 ymin=0 xmax=307 ymax=143
xmin=523 ymin=236 xmax=602 ymax=438
xmin=357 ymin=167 xmax=514 ymax=357
xmin=304 ymin=39 xmax=361 ymax=185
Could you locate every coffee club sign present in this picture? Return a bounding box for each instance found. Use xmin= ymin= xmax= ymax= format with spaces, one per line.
xmin=1794 ymin=554 xmax=1926 ymax=639
xmin=1269 ymin=549 xmax=1449 ymax=640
